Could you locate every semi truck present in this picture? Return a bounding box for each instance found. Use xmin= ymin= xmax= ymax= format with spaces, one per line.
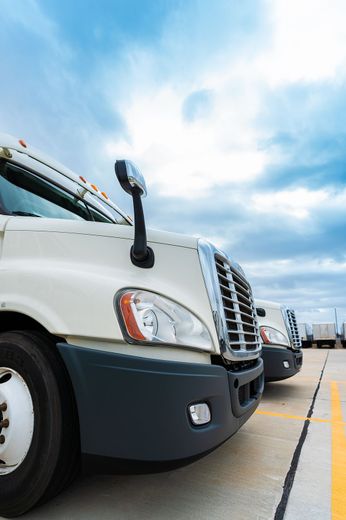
xmin=312 ymin=323 xmax=337 ymax=348
xmin=342 ymin=322 xmax=346 ymax=348
xmin=298 ymin=323 xmax=313 ymax=348
xmin=0 ymin=134 xmax=264 ymax=517
xmin=256 ymin=299 xmax=303 ymax=382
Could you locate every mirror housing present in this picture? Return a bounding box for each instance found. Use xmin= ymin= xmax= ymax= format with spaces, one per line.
xmin=115 ymin=160 xmax=154 ymax=268
xmin=115 ymin=160 xmax=147 ymax=197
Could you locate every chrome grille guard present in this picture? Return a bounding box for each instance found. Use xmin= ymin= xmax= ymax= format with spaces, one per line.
xmin=283 ymin=307 xmax=302 ymax=350
xmin=198 ymin=239 xmax=262 ymax=362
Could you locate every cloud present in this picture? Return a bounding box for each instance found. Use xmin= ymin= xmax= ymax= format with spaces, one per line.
xmin=256 ymin=81 xmax=346 ymax=193
xmin=104 ymin=83 xmax=269 ymax=198
xmin=252 ymin=187 xmax=329 ymax=219
xmin=245 ymin=257 xmax=346 ymax=280
xmin=1 ymin=0 xmax=346 ymax=323
xmin=256 ymin=0 xmax=346 ymax=85
xmin=246 ymin=256 xmax=346 ymax=325
xmin=182 ymin=89 xmax=214 ymax=122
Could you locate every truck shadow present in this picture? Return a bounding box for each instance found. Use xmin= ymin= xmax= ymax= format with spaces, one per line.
xmin=263 ymin=381 xmax=311 ymax=402
xmin=19 ymin=427 xmax=278 ymax=520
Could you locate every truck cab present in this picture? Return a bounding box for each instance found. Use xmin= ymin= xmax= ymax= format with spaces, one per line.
xmin=256 ymin=299 xmax=303 ymax=382
xmin=0 ymin=134 xmax=264 ymax=517
xmin=341 ymin=322 xmax=346 ymax=349
xmin=312 ymin=323 xmax=337 ymax=348
xmin=298 ymin=323 xmax=313 ymax=349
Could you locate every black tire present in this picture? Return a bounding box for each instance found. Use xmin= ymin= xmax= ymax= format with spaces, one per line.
xmin=0 ymin=331 xmax=80 ymax=518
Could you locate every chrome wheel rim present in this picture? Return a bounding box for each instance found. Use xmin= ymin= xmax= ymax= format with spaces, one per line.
xmin=0 ymin=368 xmax=34 ymax=475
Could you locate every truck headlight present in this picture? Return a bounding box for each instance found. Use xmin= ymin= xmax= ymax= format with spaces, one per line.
xmin=116 ymin=290 xmax=213 ymax=352
xmin=260 ymin=326 xmax=289 ymax=347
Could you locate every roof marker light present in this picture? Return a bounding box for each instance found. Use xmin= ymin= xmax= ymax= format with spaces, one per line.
xmin=79 ymin=176 xmax=87 ymax=183
xmin=19 ymin=139 xmax=27 ymax=148
xmin=90 ymin=184 xmax=98 ymax=192
xmin=101 ymin=191 xmax=109 ymax=200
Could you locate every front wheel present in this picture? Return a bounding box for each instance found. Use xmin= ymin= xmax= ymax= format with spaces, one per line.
xmin=0 ymin=331 xmax=80 ymax=518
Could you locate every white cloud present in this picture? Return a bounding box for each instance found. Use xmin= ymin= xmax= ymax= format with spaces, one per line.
xmin=104 ymin=69 xmax=268 ymax=198
xmin=251 ymin=186 xmax=346 ymax=220
xmin=2 ymin=0 xmax=346 ymax=323
xmin=102 ymin=0 xmax=346 ymax=200
xmin=245 ymin=256 xmax=346 ymax=322
xmin=296 ymin=308 xmax=342 ymax=326
xmin=244 ymin=256 xmax=346 ymax=279
xmin=257 ymin=0 xmax=346 ymax=85
xmin=252 ymin=187 xmax=329 ymax=219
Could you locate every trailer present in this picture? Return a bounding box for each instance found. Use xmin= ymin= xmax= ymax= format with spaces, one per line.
xmin=298 ymin=323 xmax=313 ymax=348
xmin=312 ymin=323 xmax=337 ymax=348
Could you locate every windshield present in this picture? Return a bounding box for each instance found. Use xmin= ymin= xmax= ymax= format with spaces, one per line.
xmin=0 ymin=162 xmax=129 ymax=224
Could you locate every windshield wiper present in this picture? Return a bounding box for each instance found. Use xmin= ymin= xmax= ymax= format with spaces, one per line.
xmin=11 ymin=211 xmax=42 ymax=217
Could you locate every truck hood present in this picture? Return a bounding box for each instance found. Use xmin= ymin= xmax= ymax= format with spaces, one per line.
xmin=255 ymin=298 xmax=283 ymax=311
xmin=5 ymin=217 xmax=200 ymax=250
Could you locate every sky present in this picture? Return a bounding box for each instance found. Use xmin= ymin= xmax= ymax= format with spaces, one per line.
xmin=1 ymin=0 xmax=346 ymax=327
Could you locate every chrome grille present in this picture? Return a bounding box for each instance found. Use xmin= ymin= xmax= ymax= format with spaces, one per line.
xmin=286 ymin=309 xmax=301 ymax=349
xmin=215 ymin=254 xmax=261 ymax=353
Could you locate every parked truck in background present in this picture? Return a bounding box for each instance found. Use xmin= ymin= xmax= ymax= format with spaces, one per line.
xmin=341 ymin=322 xmax=346 ymax=348
xmin=256 ymin=299 xmax=303 ymax=382
xmin=312 ymin=323 xmax=337 ymax=348
xmin=0 ymin=134 xmax=264 ymax=517
xmin=298 ymin=323 xmax=313 ymax=348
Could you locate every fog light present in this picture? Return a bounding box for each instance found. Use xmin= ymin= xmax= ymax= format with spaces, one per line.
xmin=188 ymin=403 xmax=211 ymax=426
xmin=283 ymin=361 xmax=290 ymax=369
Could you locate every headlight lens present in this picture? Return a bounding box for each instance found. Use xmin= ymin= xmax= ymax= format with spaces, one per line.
xmin=260 ymin=326 xmax=290 ymax=347
xmin=117 ymin=290 xmax=214 ymax=352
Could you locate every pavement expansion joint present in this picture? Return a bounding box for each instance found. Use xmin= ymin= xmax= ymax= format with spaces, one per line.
xmin=273 ymin=352 xmax=329 ymax=520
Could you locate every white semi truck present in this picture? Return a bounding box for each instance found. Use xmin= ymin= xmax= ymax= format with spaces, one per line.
xmin=298 ymin=323 xmax=313 ymax=348
xmin=312 ymin=323 xmax=337 ymax=348
xmin=0 ymin=134 xmax=264 ymax=517
xmin=256 ymin=299 xmax=303 ymax=382
xmin=341 ymin=322 xmax=346 ymax=348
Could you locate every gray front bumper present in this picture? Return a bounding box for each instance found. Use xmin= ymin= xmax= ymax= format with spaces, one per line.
xmin=58 ymin=344 xmax=263 ymax=465
xmin=262 ymin=346 xmax=303 ymax=382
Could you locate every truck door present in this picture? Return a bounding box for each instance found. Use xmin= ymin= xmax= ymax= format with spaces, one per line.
xmin=0 ymin=215 xmax=9 ymax=256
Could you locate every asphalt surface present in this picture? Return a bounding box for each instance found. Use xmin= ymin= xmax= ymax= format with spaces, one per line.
xmin=5 ymin=349 xmax=346 ymax=519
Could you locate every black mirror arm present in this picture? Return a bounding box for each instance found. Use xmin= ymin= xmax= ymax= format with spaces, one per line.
xmin=130 ymin=187 xmax=155 ymax=268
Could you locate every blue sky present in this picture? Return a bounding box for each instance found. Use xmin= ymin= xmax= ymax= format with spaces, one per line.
xmin=1 ymin=0 xmax=346 ymax=326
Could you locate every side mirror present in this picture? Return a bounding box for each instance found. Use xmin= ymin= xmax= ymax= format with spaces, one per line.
xmin=115 ymin=160 xmax=147 ymax=197
xmin=115 ymin=160 xmax=154 ymax=268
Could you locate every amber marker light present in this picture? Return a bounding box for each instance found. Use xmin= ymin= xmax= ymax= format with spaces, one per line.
xmin=101 ymin=192 xmax=109 ymax=199
xmin=90 ymin=184 xmax=98 ymax=192
xmin=79 ymin=176 xmax=87 ymax=183
xmin=19 ymin=139 xmax=27 ymax=148
xmin=260 ymin=327 xmax=270 ymax=344
xmin=119 ymin=291 xmax=145 ymax=341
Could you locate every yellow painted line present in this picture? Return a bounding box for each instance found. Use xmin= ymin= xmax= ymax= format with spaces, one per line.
xmin=331 ymin=381 xmax=346 ymax=520
xmin=255 ymin=409 xmax=346 ymax=425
